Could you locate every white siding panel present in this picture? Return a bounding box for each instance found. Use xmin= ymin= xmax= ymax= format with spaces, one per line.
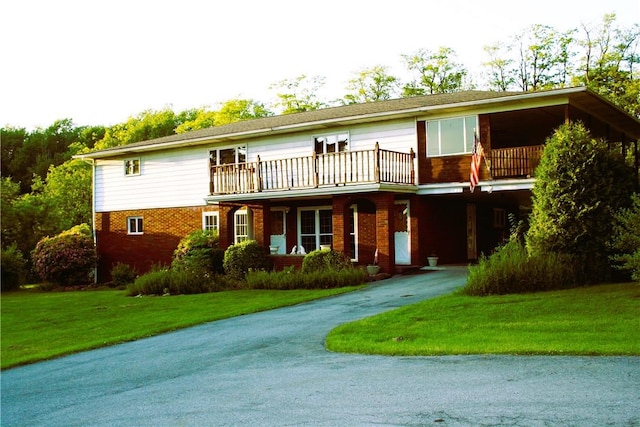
xmin=350 ymin=119 xmax=416 ymax=153
xmin=95 ymin=148 xmax=209 ymax=212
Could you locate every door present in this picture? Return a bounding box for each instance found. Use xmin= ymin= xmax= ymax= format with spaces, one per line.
xmin=394 ymin=201 xmax=410 ymax=265
xmin=466 ymin=203 xmax=477 ymax=260
xmin=269 ymin=209 xmax=286 ymax=255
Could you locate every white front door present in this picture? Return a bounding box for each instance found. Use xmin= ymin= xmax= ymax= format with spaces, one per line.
xmin=394 ymin=201 xmax=411 ymax=265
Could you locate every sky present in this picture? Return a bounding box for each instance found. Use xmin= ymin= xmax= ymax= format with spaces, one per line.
xmin=1 ymin=0 xmax=639 ymax=130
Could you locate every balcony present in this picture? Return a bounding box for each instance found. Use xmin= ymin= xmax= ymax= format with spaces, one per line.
xmin=488 ymin=145 xmax=543 ymax=178
xmin=210 ymin=143 xmax=415 ymax=195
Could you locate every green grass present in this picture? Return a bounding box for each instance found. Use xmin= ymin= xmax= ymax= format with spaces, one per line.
xmin=1 ymin=287 xmax=358 ymax=369
xmin=326 ymin=282 xmax=640 ymax=356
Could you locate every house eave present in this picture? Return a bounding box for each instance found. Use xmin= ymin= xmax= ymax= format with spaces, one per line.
xmin=204 ymin=183 xmax=418 ymax=203
xmin=417 ymin=178 xmax=536 ymax=195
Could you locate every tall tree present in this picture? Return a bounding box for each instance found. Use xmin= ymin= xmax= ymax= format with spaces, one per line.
xmin=574 ymin=14 xmax=640 ymax=117
xmin=342 ymin=65 xmax=400 ymax=104
xmin=481 ymin=43 xmax=515 ymax=91
xmin=269 ymin=75 xmax=328 ymax=114
xmin=402 ymin=47 xmax=469 ymax=96
xmin=513 ymin=24 xmax=575 ymax=91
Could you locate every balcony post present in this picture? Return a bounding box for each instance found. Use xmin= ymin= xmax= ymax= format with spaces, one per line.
xmin=313 ymin=150 xmax=319 ymax=188
xmin=256 ymin=155 xmax=262 ymax=192
xmin=374 ymin=142 xmax=381 ymax=184
xmin=409 ymin=148 xmax=415 ymax=184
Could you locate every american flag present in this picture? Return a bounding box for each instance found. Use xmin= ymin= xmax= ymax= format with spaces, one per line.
xmin=470 ymin=131 xmax=484 ymax=193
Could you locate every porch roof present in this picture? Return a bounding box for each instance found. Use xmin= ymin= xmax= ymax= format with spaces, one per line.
xmin=76 ymin=87 xmax=640 ymax=160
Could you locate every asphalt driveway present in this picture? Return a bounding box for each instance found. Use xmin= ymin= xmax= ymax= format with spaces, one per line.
xmin=2 ymin=266 xmax=638 ymax=426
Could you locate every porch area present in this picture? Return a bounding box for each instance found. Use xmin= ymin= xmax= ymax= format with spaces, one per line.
xmin=210 ymin=143 xmax=415 ymax=195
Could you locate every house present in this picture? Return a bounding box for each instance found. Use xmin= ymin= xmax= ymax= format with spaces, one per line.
xmin=76 ymin=87 xmax=640 ymax=282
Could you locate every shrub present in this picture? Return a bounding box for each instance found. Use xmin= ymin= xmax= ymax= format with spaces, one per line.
xmin=110 ymin=263 xmax=138 ymax=288
xmin=126 ymin=268 xmax=237 ymax=296
xmin=301 ymin=249 xmax=353 ymax=273
xmin=1 ymin=245 xmax=27 ymax=291
xmin=610 ymin=193 xmax=640 ymax=281
xmin=223 ymin=240 xmax=272 ymax=280
xmin=246 ymin=268 xmax=367 ymax=290
xmin=526 ymin=122 xmax=634 ymax=283
xmin=462 ymin=240 xmax=583 ymax=296
xmin=172 ymin=230 xmax=223 ymax=275
xmin=32 ymin=224 xmax=97 ymax=286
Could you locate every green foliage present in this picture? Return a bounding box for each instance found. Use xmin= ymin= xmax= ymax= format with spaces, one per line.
xmin=402 ymin=46 xmax=469 ymax=95
xmin=343 ymin=65 xmax=400 ymax=104
xmin=1 ymin=245 xmax=27 ymax=291
xmin=32 ymin=224 xmax=97 ymax=286
xmin=223 ymin=240 xmax=272 ymax=280
xmin=463 ymin=240 xmax=582 ymax=296
xmin=172 ymin=230 xmax=223 ymax=275
xmin=610 ymin=193 xmax=640 ymax=281
xmin=126 ymin=268 xmax=236 ymax=296
xmin=246 ymin=268 xmax=367 ymax=290
xmin=526 ymin=122 xmax=634 ymax=282
xmin=269 ymin=75 xmax=327 ymax=114
xmin=110 ymin=263 xmax=138 ymax=288
xmin=301 ymin=249 xmax=353 ymax=273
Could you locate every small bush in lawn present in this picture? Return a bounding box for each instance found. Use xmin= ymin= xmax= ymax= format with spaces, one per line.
xmin=110 ymin=263 xmax=138 ymax=288
xmin=172 ymin=230 xmax=223 ymax=275
xmin=223 ymin=240 xmax=272 ymax=280
xmin=246 ymin=268 xmax=367 ymax=290
xmin=1 ymin=244 xmax=27 ymax=291
xmin=301 ymin=249 xmax=353 ymax=273
xmin=463 ymin=239 xmax=582 ymax=296
xmin=127 ymin=267 xmax=239 ymax=296
xmin=32 ymin=224 xmax=97 ymax=286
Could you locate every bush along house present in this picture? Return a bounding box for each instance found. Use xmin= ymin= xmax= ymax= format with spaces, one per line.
xmin=76 ymin=87 xmax=640 ymax=282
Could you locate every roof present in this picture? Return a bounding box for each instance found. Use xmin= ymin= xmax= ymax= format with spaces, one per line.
xmin=77 ymin=87 xmax=640 ymax=159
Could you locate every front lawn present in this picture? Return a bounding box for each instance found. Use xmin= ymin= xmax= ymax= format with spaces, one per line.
xmin=1 ymin=287 xmax=358 ymax=369
xmin=326 ymin=282 xmax=640 ymax=356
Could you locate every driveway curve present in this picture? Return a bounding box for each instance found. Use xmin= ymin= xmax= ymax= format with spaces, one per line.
xmin=2 ymin=266 xmax=638 ymax=426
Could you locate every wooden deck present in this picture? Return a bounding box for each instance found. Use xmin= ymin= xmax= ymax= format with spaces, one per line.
xmin=210 ymin=143 xmax=416 ymax=195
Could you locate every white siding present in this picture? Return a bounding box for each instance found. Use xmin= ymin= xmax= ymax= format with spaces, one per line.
xmin=95 ymin=147 xmax=210 ymax=212
xmin=95 ymin=118 xmax=418 ymax=212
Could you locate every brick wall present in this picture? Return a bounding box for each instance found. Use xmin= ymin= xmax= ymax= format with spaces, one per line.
xmin=95 ymin=206 xmax=217 ymax=282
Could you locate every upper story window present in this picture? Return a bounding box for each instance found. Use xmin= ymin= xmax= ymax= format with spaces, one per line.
xmin=426 ymin=116 xmax=477 ymax=156
xmin=202 ymin=212 xmax=219 ymax=232
xmin=127 ymin=216 xmax=143 ymax=235
xmin=124 ymin=158 xmax=140 ymax=176
xmin=314 ymin=133 xmax=349 ymax=154
xmin=210 ymin=146 xmax=247 ymax=166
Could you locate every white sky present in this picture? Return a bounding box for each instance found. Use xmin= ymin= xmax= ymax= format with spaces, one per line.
xmin=1 ymin=0 xmax=638 ymax=130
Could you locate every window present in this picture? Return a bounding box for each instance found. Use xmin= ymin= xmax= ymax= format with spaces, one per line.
xmin=426 ymin=116 xmax=477 ymax=156
xmin=124 ymin=158 xmax=140 ymax=176
xmin=209 ymin=146 xmax=247 ymax=166
xmin=234 ymin=209 xmax=252 ymax=244
xmin=202 ymin=212 xmax=219 ymax=232
xmin=348 ymin=205 xmax=358 ymax=261
xmin=314 ymin=133 xmax=349 ymax=154
xmin=299 ymin=207 xmax=332 ymax=252
xmin=127 ymin=216 xmax=143 ymax=235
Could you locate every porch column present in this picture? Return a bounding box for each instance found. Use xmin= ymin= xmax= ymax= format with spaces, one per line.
xmin=250 ymin=202 xmax=270 ymax=247
xmin=218 ymin=203 xmax=236 ymax=248
xmin=374 ymin=192 xmax=395 ymax=274
xmin=332 ymin=195 xmax=351 ymax=254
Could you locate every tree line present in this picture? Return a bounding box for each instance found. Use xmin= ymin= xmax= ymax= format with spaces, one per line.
xmin=1 ymin=13 xmax=638 ymax=277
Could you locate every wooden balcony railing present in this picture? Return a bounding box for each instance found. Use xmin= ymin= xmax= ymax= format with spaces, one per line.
xmin=488 ymin=145 xmax=544 ymax=178
xmin=210 ymin=143 xmax=415 ymax=195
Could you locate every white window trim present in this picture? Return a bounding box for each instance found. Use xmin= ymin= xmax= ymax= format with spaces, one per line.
xmin=313 ymin=132 xmax=349 ymax=154
xmin=234 ymin=209 xmax=252 ymax=244
xmin=349 ymin=204 xmax=358 ymax=262
xmin=202 ymin=211 xmax=219 ymax=232
xmin=127 ymin=216 xmax=143 ymax=235
xmin=124 ymin=158 xmax=141 ymax=176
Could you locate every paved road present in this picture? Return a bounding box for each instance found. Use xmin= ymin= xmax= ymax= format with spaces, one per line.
xmin=2 ymin=267 xmax=639 ymax=426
